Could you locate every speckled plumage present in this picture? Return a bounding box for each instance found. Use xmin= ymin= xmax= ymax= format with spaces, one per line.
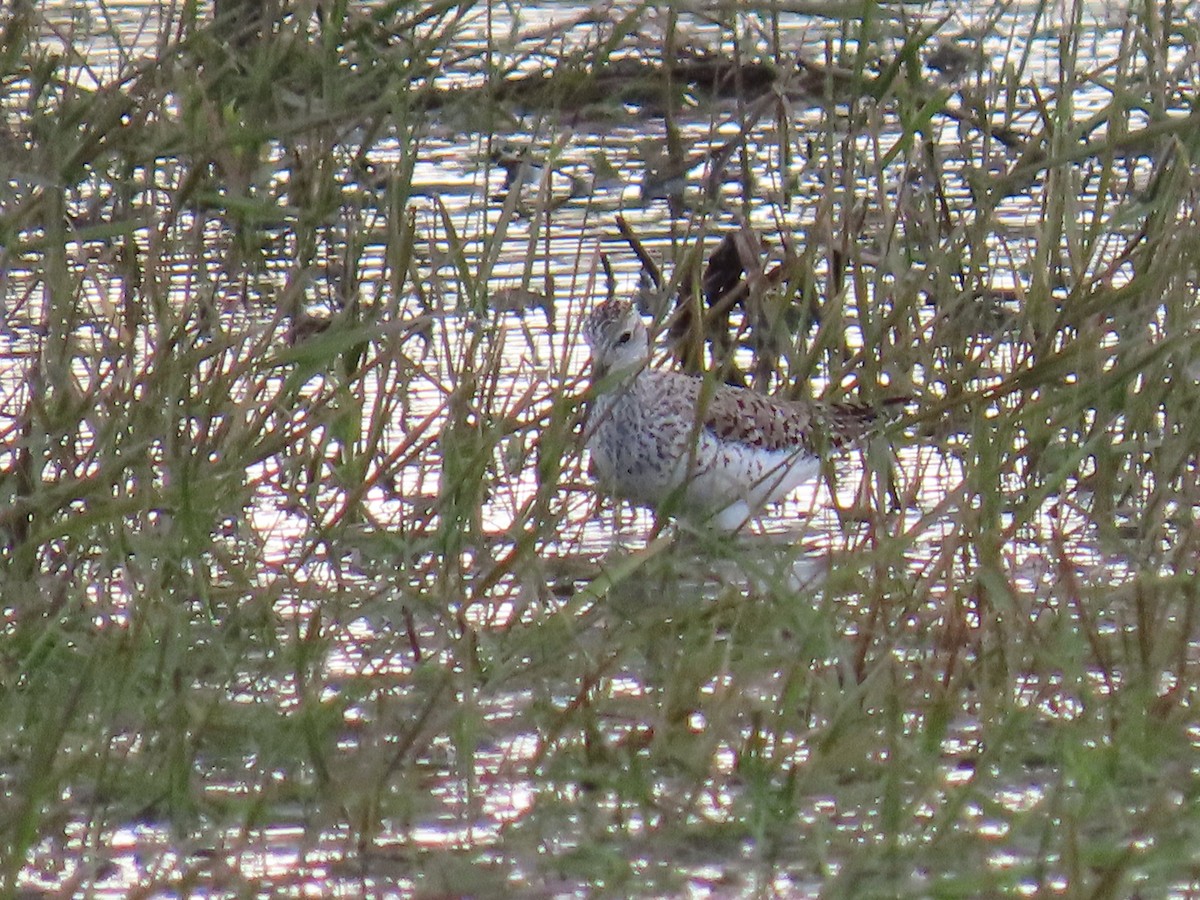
xmin=583 ymin=297 xmax=883 ymax=530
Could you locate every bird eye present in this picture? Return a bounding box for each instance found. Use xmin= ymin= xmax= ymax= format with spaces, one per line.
xmin=616 ymin=330 xmax=632 ymax=346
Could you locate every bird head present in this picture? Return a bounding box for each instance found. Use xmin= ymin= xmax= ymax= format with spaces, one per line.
xmin=583 ymin=299 xmax=649 ymax=379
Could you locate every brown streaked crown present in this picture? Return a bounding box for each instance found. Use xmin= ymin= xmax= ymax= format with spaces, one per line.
xmin=584 ymin=298 xmax=649 ymax=378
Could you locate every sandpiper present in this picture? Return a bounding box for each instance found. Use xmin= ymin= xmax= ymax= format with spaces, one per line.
xmin=583 ymin=297 xmax=893 ymax=531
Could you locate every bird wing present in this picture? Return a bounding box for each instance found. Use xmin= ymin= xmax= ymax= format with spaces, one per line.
xmin=703 ymin=382 xmax=900 ymax=453
xmin=648 ymin=371 xmax=897 ymax=453
xmin=699 ymin=382 xmax=817 ymax=453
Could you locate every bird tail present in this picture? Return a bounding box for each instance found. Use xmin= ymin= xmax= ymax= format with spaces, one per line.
xmin=826 ymin=396 xmax=909 ymax=447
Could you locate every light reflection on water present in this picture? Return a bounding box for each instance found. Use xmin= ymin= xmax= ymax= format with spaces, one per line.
xmin=8 ymin=0 xmax=1190 ymax=896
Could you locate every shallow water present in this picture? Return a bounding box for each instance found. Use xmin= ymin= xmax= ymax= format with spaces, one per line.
xmin=6 ymin=1 xmax=1197 ymax=897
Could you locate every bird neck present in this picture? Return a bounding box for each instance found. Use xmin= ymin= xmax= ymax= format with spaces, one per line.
xmin=592 ymin=355 xmax=647 ymax=386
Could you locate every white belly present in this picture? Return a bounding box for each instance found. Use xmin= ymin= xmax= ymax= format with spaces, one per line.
xmin=587 ymin=397 xmax=819 ymax=530
xmin=682 ymin=431 xmax=820 ymax=529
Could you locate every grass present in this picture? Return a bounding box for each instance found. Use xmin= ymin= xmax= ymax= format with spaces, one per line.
xmin=3 ymin=0 xmax=1200 ymax=896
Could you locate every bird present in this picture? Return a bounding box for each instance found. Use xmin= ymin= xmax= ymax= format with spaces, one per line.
xmin=582 ymin=297 xmax=896 ymax=532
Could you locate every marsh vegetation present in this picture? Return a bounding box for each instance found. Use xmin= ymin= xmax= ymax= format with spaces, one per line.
xmin=4 ymin=0 xmax=1200 ymax=895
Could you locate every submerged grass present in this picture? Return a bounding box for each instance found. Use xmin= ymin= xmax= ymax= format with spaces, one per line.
xmin=3 ymin=0 xmax=1200 ymax=896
